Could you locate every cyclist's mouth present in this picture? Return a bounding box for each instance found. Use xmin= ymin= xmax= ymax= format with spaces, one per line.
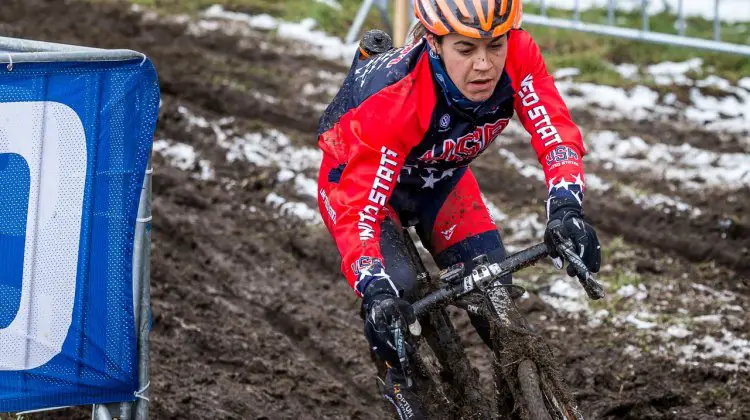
xmin=468 ymin=78 xmax=493 ymax=90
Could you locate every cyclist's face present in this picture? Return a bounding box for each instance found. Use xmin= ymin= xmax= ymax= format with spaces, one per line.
xmin=428 ymin=33 xmax=508 ymax=102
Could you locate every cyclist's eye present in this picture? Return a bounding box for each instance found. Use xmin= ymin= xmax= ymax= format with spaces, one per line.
xmin=457 ymin=49 xmax=472 ymax=56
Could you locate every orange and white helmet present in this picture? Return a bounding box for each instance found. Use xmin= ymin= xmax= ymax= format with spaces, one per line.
xmin=414 ymin=0 xmax=523 ymax=39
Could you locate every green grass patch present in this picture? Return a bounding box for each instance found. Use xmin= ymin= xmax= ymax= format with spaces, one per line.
xmin=107 ymin=0 xmax=750 ymax=85
xmin=523 ymin=4 xmax=750 ymax=84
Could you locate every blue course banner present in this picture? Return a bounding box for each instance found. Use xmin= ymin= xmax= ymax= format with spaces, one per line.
xmin=0 ymin=57 xmax=159 ymax=412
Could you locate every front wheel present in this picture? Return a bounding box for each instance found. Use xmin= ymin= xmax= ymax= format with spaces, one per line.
xmin=517 ymin=359 xmax=553 ymax=420
xmin=516 ymin=359 xmax=585 ymax=420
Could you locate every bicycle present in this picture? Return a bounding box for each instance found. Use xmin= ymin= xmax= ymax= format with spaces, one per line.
xmin=375 ymin=219 xmax=605 ymax=419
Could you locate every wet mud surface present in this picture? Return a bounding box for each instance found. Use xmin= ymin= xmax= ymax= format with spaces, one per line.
xmin=2 ymin=0 xmax=748 ymax=418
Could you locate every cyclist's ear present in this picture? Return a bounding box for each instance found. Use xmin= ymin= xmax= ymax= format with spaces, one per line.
xmin=426 ymin=33 xmax=442 ymax=55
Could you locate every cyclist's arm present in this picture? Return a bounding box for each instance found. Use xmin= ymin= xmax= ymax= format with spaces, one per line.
xmin=506 ymin=30 xmax=586 ymax=190
xmin=324 ymin=62 xmax=436 ymax=296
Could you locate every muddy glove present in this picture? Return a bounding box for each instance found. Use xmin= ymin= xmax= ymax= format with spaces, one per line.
xmin=544 ymin=179 xmax=601 ymax=277
xmin=361 ymin=271 xmax=420 ymax=368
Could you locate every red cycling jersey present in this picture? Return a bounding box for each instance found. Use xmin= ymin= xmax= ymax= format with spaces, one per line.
xmin=317 ymin=29 xmax=585 ymax=294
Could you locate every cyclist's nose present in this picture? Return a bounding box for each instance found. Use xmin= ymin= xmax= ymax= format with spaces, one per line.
xmin=474 ymin=55 xmax=492 ymax=71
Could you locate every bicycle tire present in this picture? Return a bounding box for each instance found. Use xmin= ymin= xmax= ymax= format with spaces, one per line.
xmin=538 ymin=369 xmax=585 ymax=420
xmin=517 ymin=359 xmax=553 ymax=420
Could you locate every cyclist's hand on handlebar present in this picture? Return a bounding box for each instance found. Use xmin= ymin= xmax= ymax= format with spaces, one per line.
xmin=545 ymin=185 xmax=601 ymax=277
xmin=362 ymin=276 xmax=420 ymax=367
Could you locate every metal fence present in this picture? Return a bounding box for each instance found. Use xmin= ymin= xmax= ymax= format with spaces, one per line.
xmin=0 ymin=37 xmax=153 ymax=420
xmin=347 ymin=0 xmax=750 ymax=56
xmin=523 ymin=0 xmax=750 ymax=56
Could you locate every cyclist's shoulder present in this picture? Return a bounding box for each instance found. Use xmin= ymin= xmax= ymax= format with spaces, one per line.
xmin=318 ymin=39 xmax=431 ymax=135
xmin=349 ymin=38 xmax=430 ymax=105
xmin=506 ymin=28 xmax=542 ymax=62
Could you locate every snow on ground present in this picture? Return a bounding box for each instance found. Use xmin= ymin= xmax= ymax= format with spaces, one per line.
xmin=586 ymin=130 xmax=750 ymax=189
xmin=183 ymin=6 xmax=750 ymax=136
xmin=554 ymin=62 xmax=750 ymax=135
xmin=153 ymin=139 xmax=215 ymax=180
xmin=169 ymin=105 xmax=323 ymax=223
xmin=313 ymin=0 xmax=342 ymax=11
xmin=525 ymin=0 xmax=750 ymax=23
xmin=555 ymin=78 xmax=750 ymax=135
xmin=527 ymin=264 xmax=750 ymax=371
xmin=193 ymin=5 xmax=357 ymax=62
xmin=496 ymin=145 xmax=702 ymax=217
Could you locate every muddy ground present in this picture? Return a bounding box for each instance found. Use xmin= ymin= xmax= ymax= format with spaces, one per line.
xmin=2 ymin=0 xmax=749 ymax=418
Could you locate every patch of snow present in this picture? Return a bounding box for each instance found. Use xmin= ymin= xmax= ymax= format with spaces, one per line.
xmin=553 ymin=68 xmax=580 ymax=79
xmin=691 ymin=283 xmax=737 ymax=302
xmin=676 ymin=329 xmax=750 ymax=371
xmin=504 ymin=213 xmax=546 ymax=246
xmin=481 ymin=193 xmax=509 ymax=223
xmin=153 ymin=139 xmax=197 ymax=171
xmin=666 ymin=324 xmax=692 ymax=338
xmin=646 ymin=58 xmax=703 ymax=85
xmin=612 ymin=63 xmax=638 ymax=79
xmin=617 ymin=283 xmax=648 ymax=300
xmin=277 ymin=169 xmax=295 ymax=183
xmin=556 ymin=77 xmax=750 ymax=134
xmin=177 ymin=105 xmax=210 ymax=129
xmin=266 ymin=192 xmax=321 ymax=224
xmin=153 ymin=139 xmax=215 ymax=180
xmin=693 ymin=315 xmax=722 ymax=325
xmin=314 ymin=0 xmax=342 ymax=11
xmin=586 ymin=130 xmax=750 ymax=190
xmin=540 ymin=277 xmax=590 ymax=314
xmin=197 ymin=159 xmax=215 ymax=181
xmin=624 ymin=314 xmax=657 ymax=329
xmin=204 ymin=6 xmax=278 ymax=30
xmin=294 ymin=173 xmax=319 ymax=198
xmin=497 ymin=148 xmax=545 ymax=182
xmin=496 ymin=147 xmax=700 ymax=217
xmin=199 ymin=6 xmax=357 ymax=63
xmin=252 ymin=91 xmax=280 ymax=105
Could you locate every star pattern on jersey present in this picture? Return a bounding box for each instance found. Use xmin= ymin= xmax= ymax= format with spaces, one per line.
xmin=354 ymin=260 xmax=394 ymax=295
xmin=420 ymin=167 xmax=457 ymax=189
xmin=440 ymin=168 xmax=456 ymax=179
xmin=421 ymin=171 xmax=440 ymax=189
xmin=548 ymin=173 xmax=585 ymax=205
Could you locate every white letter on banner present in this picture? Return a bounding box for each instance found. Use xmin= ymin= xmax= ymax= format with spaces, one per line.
xmin=0 ymin=102 xmax=86 ymax=371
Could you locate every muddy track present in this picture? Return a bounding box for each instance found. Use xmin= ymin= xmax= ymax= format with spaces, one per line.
xmin=3 ymin=1 xmax=749 ymax=419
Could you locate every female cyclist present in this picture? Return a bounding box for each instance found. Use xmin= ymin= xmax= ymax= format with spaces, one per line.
xmin=316 ymin=1 xmax=601 ymax=417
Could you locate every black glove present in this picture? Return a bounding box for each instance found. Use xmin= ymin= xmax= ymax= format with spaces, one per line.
xmin=362 ymin=277 xmax=420 ymax=368
xmin=545 ymin=182 xmax=601 ymax=277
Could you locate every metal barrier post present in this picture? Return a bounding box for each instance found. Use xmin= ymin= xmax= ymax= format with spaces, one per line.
xmin=394 ymin=0 xmax=409 ymax=46
xmin=713 ymin=0 xmax=721 ymax=41
xmin=345 ymin=0 xmax=376 ymax=45
xmin=677 ymin=0 xmax=686 ymax=36
xmin=134 ymin=159 xmax=153 ymax=420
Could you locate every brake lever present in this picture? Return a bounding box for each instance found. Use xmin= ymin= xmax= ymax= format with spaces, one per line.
xmin=548 ymin=221 xmax=606 ymax=300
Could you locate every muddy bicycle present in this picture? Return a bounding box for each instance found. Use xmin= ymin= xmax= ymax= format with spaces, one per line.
xmin=375 ymin=219 xmax=605 ymax=419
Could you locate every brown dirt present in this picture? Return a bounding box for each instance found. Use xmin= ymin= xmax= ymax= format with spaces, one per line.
xmin=3 ymin=0 xmax=749 ymax=419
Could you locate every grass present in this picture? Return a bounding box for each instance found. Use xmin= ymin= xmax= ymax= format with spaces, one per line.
xmin=106 ymin=0 xmax=750 ymax=86
xmin=523 ymin=3 xmax=750 ymax=83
